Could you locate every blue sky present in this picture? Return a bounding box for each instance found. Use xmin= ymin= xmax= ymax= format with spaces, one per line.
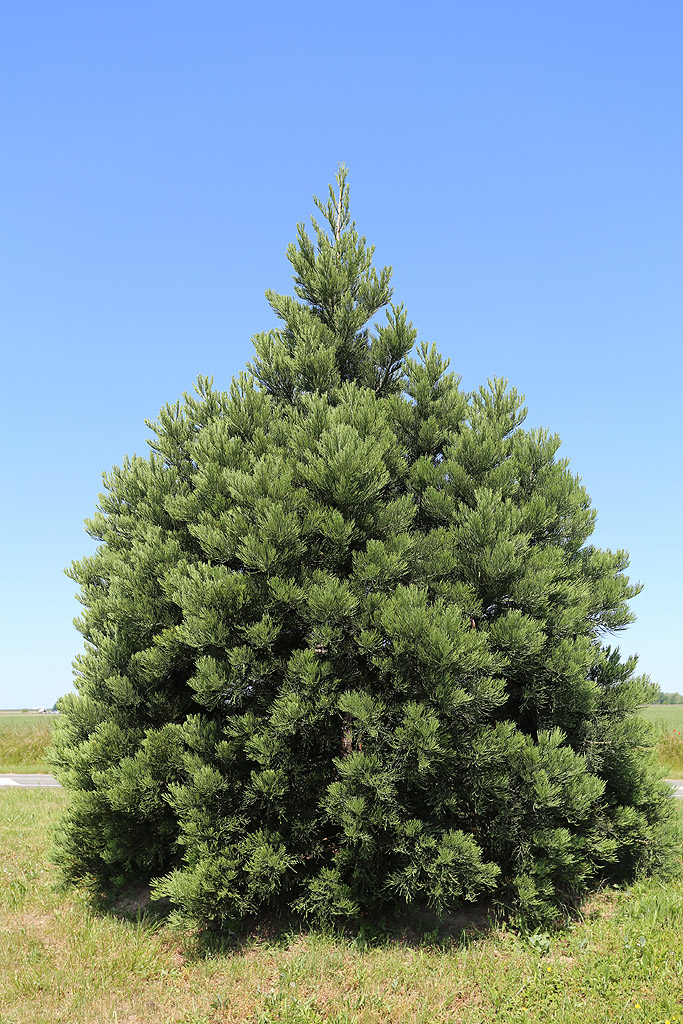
xmin=1 ymin=1 xmax=681 ymax=708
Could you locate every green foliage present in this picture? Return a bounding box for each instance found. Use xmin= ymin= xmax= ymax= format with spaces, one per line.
xmin=52 ymin=166 xmax=680 ymax=928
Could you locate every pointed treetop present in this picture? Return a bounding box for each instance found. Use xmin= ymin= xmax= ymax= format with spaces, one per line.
xmin=249 ymin=165 xmax=417 ymax=403
xmin=313 ymin=163 xmax=351 ymax=242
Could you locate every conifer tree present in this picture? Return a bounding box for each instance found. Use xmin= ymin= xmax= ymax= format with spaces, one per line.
xmin=52 ymin=166 xmax=679 ymax=928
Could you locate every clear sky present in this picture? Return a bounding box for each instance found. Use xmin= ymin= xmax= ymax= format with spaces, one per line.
xmin=1 ymin=2 xmax=681 ymax=708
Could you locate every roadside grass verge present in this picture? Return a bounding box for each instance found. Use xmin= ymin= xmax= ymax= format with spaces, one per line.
xmin=0 ymin=714 xmax=54 ymax=774
xmin=657 ymin=731 xmax=683 ymax=777
xmin=641 ymin=705 xmax=683 ymax=776
xmin=1 ymin=788 xmax=682 ymax=1024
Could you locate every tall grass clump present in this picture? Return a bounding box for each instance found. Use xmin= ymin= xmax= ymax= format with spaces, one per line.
xmin=656 ymin=729 xmax=683 ymax=776
xmin=640 ymin=705 xmax=683 ymax=775
xmin=0 ymin=716 xmax=54 ymax=773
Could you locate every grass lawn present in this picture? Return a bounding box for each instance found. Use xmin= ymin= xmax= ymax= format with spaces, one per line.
xmin=0 ymin=714 xmax=55 ymax=774
xmin=0 ymin=788 xmax=681 ymax=1024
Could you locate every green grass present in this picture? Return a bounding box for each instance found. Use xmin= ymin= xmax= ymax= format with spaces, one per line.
xmin=641 ymin=705 xmax=683 ymax=729
xmin=0 ymin=713 xmax=55 ymax=773
xmin=0 ymin=788 xmax=682 ymax=1024
xmin=641 ymin=705 xmax=683 ymax=776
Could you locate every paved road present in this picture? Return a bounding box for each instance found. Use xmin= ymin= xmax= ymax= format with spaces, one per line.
xmin=2 ymin=774 xmax=683 ymax=797
xmin=0 ymin=774 xmax=61 ymax=787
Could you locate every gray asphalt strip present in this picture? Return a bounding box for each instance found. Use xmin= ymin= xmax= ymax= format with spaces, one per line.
xmin=0 ymin=774 xmax=62 ymax=787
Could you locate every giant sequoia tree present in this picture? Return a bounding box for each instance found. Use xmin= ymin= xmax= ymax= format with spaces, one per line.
xmin=52 ymin=168 xmax=679 ymax=927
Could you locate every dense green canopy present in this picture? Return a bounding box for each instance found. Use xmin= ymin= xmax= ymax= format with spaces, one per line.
xmin=52 ymin=167 xmax=679 ymax=927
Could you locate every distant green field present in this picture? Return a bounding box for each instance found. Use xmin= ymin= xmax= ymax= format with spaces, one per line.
xmin=641 ymin=704 xmax=683 ymax=729
xmin=0 ymin=712 xmax=54 ymax=729
xmin=0 ymin=713 xmax=55 ymax=773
